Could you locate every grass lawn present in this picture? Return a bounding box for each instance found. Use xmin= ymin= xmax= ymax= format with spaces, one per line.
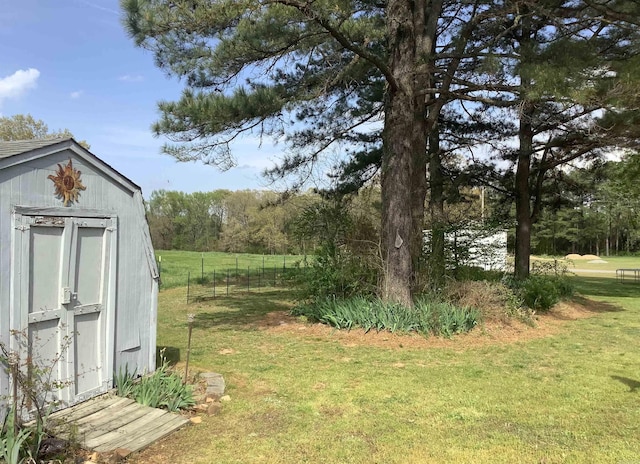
xmin=130 ymin=273 xmax=640 ymax=463
xmin=155 ymin=250 xmax=307 ymax=288
xmin=534 ymin=255 xmax=640 ymax=274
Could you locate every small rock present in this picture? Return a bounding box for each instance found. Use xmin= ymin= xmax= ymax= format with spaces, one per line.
xmin=205 ymin=397 xmax=215 ymax=403
xmin=190 ymin=416 xmax=203 ymax=424
xmin=207 ymin=403 xmax=222 ymax=415
xmin=220 ymin=395 xmax=231 ymax=402
xmin=195 ymin=403 xmax=208 ymax=411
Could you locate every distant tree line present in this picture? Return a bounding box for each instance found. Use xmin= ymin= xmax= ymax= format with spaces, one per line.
xmin=145 ymin=189 xmax=318 ymax=254
xmin=528 ymin=154 xmax=640 ymax=256
xmin=148 ymin=154 xmax=639 ymax=259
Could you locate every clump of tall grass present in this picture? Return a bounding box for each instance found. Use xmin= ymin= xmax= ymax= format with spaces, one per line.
xmin=291 ymin=297 xmax=479 ymax=337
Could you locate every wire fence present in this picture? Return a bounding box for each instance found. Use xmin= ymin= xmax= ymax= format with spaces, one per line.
xmin=154 ymin=253 xmax=309 ymax=303
xmin=185 ymin=264 xmax=297 ymax=303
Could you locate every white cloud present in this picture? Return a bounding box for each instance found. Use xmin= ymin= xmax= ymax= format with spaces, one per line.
xmin=0 ymin=68 xmax=40 ymax=107
xmin=118 ymin=74 xmax=144 ymax=83
xmin=70 ymin=90 xmax=83 ymax=99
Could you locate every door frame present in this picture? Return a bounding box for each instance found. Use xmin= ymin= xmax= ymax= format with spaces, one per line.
xmin=10 ymin=206 xmax=117 ymax=407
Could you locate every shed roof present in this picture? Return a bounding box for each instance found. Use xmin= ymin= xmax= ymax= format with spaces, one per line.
xmin=0 ymin=137 xmax=141 ymax=193
xmin=0 ymin=138 xmax=70 ymax=159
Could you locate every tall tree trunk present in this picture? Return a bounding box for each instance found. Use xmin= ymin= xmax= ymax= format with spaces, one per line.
xmin=428 ymin=124 xmax=446 ymax=289
xmin=381 ymin=0 xmax=426 ymax=306
xmin=381 ymin=0 xmax=438 ymax=306
xmin=514 ymin=119 xmax=532 ymax=279
xmin=514 ymin=10 xmax=534 ymax=280
xmin=382 ymin=94 xmax=421 ymax=306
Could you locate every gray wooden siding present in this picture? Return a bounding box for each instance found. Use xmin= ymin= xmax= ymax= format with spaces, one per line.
xmin=0 ymin=148 xmax=157 ymax=402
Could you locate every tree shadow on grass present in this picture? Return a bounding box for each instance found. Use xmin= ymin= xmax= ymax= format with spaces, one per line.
xmin=190 ymin=289 xmax=295 ymax=330
xmin=571 ymin=276 xmax=640 ymax=299
xmin=611 ymin=375 xmax=640 ymax=393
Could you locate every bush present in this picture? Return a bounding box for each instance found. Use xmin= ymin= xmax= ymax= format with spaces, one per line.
xmin=443 ymin=280 xmax=533 ymax=325
xmin=291 ymin=297 xmax=480 ymax=337
xmin=501 ymin=261 xmax=575 ymax=312
xmin=517 ymin=276 xmax=561 ymax=311
xmin=508 ymin=274 xmax=574 ymax=312
xmin=292 ymin=245 xmax=378 ymax=302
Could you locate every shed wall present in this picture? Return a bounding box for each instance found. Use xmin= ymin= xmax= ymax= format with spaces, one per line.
xmin=0 ymin=148 xmax=157 ymax=403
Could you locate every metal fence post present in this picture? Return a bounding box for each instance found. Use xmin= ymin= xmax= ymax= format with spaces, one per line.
xmin=187 ymin=271 xmax=191 ymax=304
xmin=226 ymin=269 xmax=230 ymax=296
xmin=213 ymin=269 xmax=216 ymax=298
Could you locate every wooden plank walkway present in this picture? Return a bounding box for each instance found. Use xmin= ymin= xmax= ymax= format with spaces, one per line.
xmin=47 ymin=394 xmax=189 ymax=454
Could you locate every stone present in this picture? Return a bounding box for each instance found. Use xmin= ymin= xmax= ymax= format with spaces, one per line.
xmin=190 ymin=416 xmax=203 ymax=424
xmin=207 ymin=403 xmax=222 ymax=415
xmin=200 ymin=372 xmax=226 ymax=398
xmin=220 ymin=395 xmax=231 ymax=402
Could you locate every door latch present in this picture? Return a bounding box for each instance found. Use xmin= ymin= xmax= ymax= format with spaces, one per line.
xmin=61 ymin=288 xmax=77 ymax=305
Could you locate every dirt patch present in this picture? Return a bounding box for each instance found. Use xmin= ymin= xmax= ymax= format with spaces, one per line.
xmin=257 ymin=298 xmax=618 ymax=350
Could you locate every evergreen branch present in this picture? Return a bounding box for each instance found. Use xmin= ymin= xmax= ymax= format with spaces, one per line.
xmin=263 ymin=0 xmax=397 ymax=91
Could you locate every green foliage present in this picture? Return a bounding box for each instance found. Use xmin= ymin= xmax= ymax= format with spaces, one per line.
xmin=291 ymin=195 xmax=380 ymax=302
xmin=505 ymin=274 xmax=574 ymax=313
xmin=113 ymin=365 xmax=137 ymax=398
xmin=294 ymin=246 xmax=378 ymax=302
xmin=292 ymin=297 xmax=479 ymax=337
xmin=1 ymin=408 xmax=33 ymax=464
xmin=515 ymin=276 xmax=563 ymax=312
xmin=0 ymin=114 xmax=89 ymax=148
xmin=115 ymin=361 xmax=195 ymax=412
xmin=531 ymin=156 xmax=640 ymax=256
xmin=499 ymin=258 xmax=576 ymax=312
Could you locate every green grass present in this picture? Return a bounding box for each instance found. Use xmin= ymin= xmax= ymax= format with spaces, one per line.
xmin=534 ymin=255 xmax=640 ymax=273
xmin=131 ymin=273 xmax=640 ymax=464
xmin=155 ymin=250 xmax=307 ymax=288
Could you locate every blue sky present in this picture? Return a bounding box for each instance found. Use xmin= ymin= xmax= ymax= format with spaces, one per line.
xmin=0 ymin=0 xmax=285 ymax=197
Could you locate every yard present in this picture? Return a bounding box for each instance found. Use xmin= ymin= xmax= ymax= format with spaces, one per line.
xmin=130 ymin=255 xmax=640 ymax=463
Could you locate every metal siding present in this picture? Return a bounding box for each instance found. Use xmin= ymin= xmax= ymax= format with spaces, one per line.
xmin=0 ymin=147 xmax=157 ymax=411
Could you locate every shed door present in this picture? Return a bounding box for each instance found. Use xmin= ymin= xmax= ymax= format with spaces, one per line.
xmin=17 ymin=215 xmax=114 ymax=408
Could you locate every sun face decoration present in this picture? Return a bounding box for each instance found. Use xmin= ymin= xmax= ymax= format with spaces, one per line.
xmin=47 ymin=159 xmax=87 ymax=206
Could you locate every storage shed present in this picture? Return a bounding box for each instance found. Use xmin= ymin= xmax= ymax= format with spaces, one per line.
xmin=0 ymin=138 xmax=158 ymax=413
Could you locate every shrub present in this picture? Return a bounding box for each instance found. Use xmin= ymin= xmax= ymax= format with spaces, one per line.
xmin=509 ymin=274 xmax=574 ymax=312
xmin=443 ymin=280 xmax=532 ymax=325
xmin=292 ymin=245 xmax=378 ymax=302
xmin=502 ymin=261 xmax=575 ymax=312
xmin=292 ymin=297 xmax=480 ymax=337
xmin=517 ymin=276 xmax=560 ymax=311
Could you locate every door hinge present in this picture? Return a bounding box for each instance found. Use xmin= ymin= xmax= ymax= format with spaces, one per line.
xmin=106 ymin=226 xmax=116 ymax=232
xmin=15 ymin=225 xmax=29 ymax=231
